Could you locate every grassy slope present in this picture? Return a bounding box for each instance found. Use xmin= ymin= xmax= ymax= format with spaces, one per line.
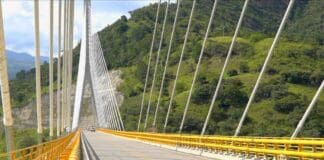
xmin=118 ymin=35 xmax=324 ymax=137
xmin=108 ymin=0 xmax=324 ymax=137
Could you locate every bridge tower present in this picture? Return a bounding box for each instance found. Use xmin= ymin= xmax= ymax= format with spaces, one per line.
xmin=72 ymin=0 xmax=97 ymax=130
xmin=72 ymin=0 xmax=124 ymax=130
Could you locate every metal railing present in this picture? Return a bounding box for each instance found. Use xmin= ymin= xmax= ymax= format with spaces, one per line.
xmin=59 ymin=130 xmax=81 ymax=160
xmin=98 ymin=129 xmax=324 ymax=159
xmin=0 ymin=130 xmax=80 ymax=160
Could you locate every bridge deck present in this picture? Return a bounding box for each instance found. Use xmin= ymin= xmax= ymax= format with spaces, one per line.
xmin=83 ymin=131 xmax=215 ymax=160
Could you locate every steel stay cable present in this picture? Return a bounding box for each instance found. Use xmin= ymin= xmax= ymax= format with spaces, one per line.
xmin=63 ymin=0 xmax=70 ymax=130
xmin=179 ymin=0 xmax=219 ymax=134
xmin=163 ymin=0 xmax=196 ymax=132
xmin=49 ymin=0 xmax=54 ymax=138
xmin=90 ymin=35 xmax=121 ymax=130
xmin=91 ymin=36 xmax=118 ymax=129
xmin=107 ymin=96 xmax=119 ymax=130
xmin=90 ymin=41 xmax=116 ymax=129
xmin=100 ymin=89 xmax=113 ymax=129
xmin=291 ymin=81 xmax=324 ymax=139
xmin=0 ymin=0 xmax=15 ymax=155
xmin=234 ymin=0 xmax=296 ymax=136
xmin=67 ymin=0 xmax=75 ymax=130
xmin=94 ymin=46 xmax=111 ymax=128
xmin=106 ymin=69 xmax=125 ymax=130
xmin=144 ymin=0 xmax=170 ymax=130
xmin=103 ymin=59 xmax=124 ymax=130
xmin=95 ymin=33 xmax=125 ymax=130
xmin=91 ymin=61 xmax=106 ymax=127
xmin=200 ymin=0 xmax=250 ymax=136
xmin=153 ymin=0 xmax=181 ymax=127
xmin=65 ymin=0 xmax=71 ymax=130
xmin=34 ymin=0 xmax=43 ymax=135
xmin=61 ymin=0 xmax=67 ymax=132
xmin=90 ymin=95 xmax=98 ymax=128
xmin=63 ymin=0 xmax=71 ymax=131
xmin=92 ymin=42 xmax=114 ymax=129
xmin=57 ymin=0 xmax=62 ymax=137
xmin=93 ymin=38 xmax=118 ymax=129
xmin=96 ymin=34 xmax=124 ymax=130
xmin=100 ymin=59 xmax=120 ymax=130
xmin=138 ymin=0 xmax=162 ymax=131
xmin=103 ymin=88 xmax=117 ymax=129
xmin=89 ymin=41 xmax=105 ymax=127
xmin=92 ymin=42 xmax=109 ymax=128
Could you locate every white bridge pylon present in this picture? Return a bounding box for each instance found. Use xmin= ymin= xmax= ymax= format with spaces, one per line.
xmin=72 ymin=0 xmax=124 ymax=131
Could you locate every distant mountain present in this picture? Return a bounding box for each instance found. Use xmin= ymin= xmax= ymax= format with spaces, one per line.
xmin=6 ymin=50 xmax=48 ymax=79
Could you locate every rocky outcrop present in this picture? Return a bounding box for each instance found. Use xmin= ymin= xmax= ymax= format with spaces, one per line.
xmin=10 ymin=70 xmax=124 ymax=130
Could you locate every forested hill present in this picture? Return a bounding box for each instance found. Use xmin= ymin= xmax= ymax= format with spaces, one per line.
xmin=3 ymin=0 xmax=324 ymax=137
xmin=98 ymin=0 xmax=323 ymax=69
xmin=98 ymin=0 xmax=324 ymax=137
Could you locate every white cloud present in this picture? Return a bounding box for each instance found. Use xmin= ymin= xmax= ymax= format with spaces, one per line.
xmin=2 ymin=0 xmax=170 ymax=57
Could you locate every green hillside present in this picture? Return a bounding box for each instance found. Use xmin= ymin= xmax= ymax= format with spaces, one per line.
xmin=98 ymin=0 xmax=324 ymax=137
xmin=1 ymin=0 xmax=323 ymax=139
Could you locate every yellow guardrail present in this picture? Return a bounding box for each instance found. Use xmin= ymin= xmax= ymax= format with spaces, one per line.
xmin=59 ymin=130 xmax=81 ymax=160
xmin=68 ymin=133 xmax=81 ymax=160
xmin=0 ymin=130 xmax=80 ymax=160
xmin=98 ymin=129 xmax=324 ymax=159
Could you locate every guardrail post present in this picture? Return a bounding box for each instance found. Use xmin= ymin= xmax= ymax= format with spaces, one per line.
xmin=312 ymin=145 xmax=316 ymax=153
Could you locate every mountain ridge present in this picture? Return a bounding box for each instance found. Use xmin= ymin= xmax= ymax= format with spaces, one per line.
xmin=6 ymin=50 xmax=49 ymax=79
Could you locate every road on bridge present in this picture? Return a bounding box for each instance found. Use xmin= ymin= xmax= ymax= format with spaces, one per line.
xmin=83 ymin=131 xmax=216 ymax=160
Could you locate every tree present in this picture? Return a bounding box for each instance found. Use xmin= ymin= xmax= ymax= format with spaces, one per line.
xmin=135 ymin=62 xmax=148 ymax=82
xmin=316 ymin=46 xmax=324 ymax=58
xmin=281 ymin=70 xmax=311 ymax=85
xmin=18 ymin=136 xmax=37 ymax=148
xmin=192 ymin=84 xmax=212 ymax=104
xmin=310 ymin=69 xmax=324 ymax=86
xmin=192 ymin=76 xmax=219 ymax=104
xmin=239 ymin=63 xmax=249 ymax=73
xmin=227 ymin=69 xmax=238 ymax=77
xmin=219 ymin=79 xmax=248 ymax=109
xmin=16 ymin=70 xmax=27 ymax=80
xmin=255 ymin=79 xmax=288 ymax=101
xmin=274 ymin=94 xmax=304 ymax=114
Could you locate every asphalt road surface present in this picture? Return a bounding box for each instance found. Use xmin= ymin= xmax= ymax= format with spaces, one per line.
xmin=83 ymin=131 xmax=216 ymax=160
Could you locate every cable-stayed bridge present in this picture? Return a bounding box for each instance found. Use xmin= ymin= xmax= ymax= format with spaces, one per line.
xmin=0 ymin=0 xmax=323 ymax=159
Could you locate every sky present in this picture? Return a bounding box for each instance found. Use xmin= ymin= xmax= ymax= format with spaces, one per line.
xmin=2 ymin=0 xmax=162 ymax=57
